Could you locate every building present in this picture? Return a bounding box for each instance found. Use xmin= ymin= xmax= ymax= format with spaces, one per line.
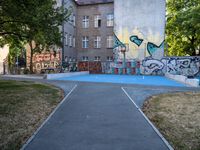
xmin=0 ymin=45 xmax=9 ymax=74
xmin=63 ymin=0 xmax=166 ymax=63
xmin=114 ymin=0 xmax=166 ymax=61
xmin=63 ymin=0 xmax=114 ymax=62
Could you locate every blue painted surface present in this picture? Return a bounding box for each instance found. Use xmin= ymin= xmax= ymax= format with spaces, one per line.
xmin=55 ymin=74 xmax=186 ymax=87
xmin=195 ymin=76 xmax=200 ymax=85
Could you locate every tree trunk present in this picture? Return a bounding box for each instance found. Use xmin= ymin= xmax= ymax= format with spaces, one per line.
xmin=29 ymin=41 xmax=34 ymax=73
xmin=190 ymin=36 xmax=196 ymax=56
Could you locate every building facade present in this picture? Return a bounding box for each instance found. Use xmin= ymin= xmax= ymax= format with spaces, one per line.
xmin=114 ymin=0 xmax=166 ymax=61
xmin=63 ymin=0 xmax=114 ymax=62
xmin=63 ymin=0 xmax=166 ymax=63
xmin=63 ymin=0 xmax=77 ymax=62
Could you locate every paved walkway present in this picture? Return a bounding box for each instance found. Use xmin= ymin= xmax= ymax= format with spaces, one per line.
xmin=22 ymin=82 xmax=172 ymax=150
xmin=1 ymin=76 xmax=199 ymax=150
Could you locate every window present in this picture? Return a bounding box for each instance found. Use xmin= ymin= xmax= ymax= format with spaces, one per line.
xmin=107 ymin=56 xmax=113 ymax=61
xmin=69 ymin=35 xmax=72 ymax=47
xmin=73 ymin=37 xmax=75 ymax=48
xmin=65 ymin=33 xmax=68 ymax=46
xmin=82 ymin=16 xmax=89 ymax=28
xmin=82 ymin=56 xmax=89 ymax=61
xmin=82 ymin=36 xmax=89 ymax=48
xmin=107 ymin=14 xmax=114 ymax=27
xmin=94 ymin=15 xmax=101 ymax=28
xmin=94 ymin=36 xmax=101 ymax=48
xmin=107 ymin=36 xmax=113 ymax=48
xmin=94 ymin=56 xmax=101 ymax=61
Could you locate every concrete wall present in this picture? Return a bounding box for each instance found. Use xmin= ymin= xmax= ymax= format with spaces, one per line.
xmin=142 ymin=56 xmax=200 ymax=76
xmin=114 ymin=0 xmax=166 ymax=61
xmin=76 ymin=3 xmax=114 ymax=61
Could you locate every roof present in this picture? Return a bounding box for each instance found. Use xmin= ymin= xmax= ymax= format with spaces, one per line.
xmin=75 ymin=0 xmax=114 ymax=5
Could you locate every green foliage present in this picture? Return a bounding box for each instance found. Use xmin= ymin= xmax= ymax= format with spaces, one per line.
xmin=0 ymin=0 xmax=70 ymax=72
xmin=166 ymin=0 xmax=200 ymax=56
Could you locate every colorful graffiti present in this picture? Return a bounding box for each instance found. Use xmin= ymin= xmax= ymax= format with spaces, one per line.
xmin=142 ymin=58 xmax=165 ymax=75
xmin=129 ymin=34 xmax=164 ymax=57
xmin=129 ymin=35 xmax=143 ymax=47
xmin=89 ymin=62 xmax=102 ymax=74
xmin=147 ymin=41 xmax=164 ymax=56
xmin=114 ymin=0 xmax=166 ymax=60
xmin=78 ymin=61 xmax=102 ymax=74
xmin=113 ymin=34 xmax=125 ymax=49
xmin=78 ymin=62 xmax=89 ymax=72
xmin=113 ymin=34 xmax=126 ymax=62
xmin=31 ymin=51 xmax=61 ymax=73
xmin=142 ymin=57 xmax=200 ymax=76
xmin=101 ymin=62 xmax=113 ymax=74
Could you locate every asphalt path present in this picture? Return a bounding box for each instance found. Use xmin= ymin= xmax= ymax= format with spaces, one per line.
xmin=2 ymin=76 xmax=199 ymax=150
xmin=22 ymin=82 xmax=172 ymax=150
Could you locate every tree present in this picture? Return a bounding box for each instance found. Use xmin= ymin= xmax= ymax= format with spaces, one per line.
xmin=166 ymin=0 xmax=200 ymax=56
xmin=0 ymin=0 xmax=70 ymax=73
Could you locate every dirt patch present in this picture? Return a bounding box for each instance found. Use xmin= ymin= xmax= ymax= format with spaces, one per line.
xmin=0 ymin=80 xmax=63 ymax=150
xmin=143 ymin=91 xmax=200 ymax=150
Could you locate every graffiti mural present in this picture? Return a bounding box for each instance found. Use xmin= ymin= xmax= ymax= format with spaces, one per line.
xmin=142 ymin=57 xmax=200 ymax=76
xmin=113 ymin=34 xmax=125 ymax=49
xmin=113 ymin=34 xmax=126 ymax=62
xmin=166 ymin=57 xmax=200 ymax=76
xmin=129 ymin=34 xmax=165 ymax=58
xmin=78 ymin=62 xmax=89 ymax=71
xmin=147 ymin=41 xmax=164 ymax=56
xmin=142 ymin=58 xmax=165 ymax=75
xmin=31 ymin=51 xmax=61 ymax=73
xmin=89 ymin=62 xmax=102 ymax=74
xmin=130 ymin=35 xmax=143 ymax=47
xmin=101 ymin=62 xmax=113 ymax=74
xmin=78 ymin=61 xmax=102 ymax=74
xmin=114 ymin=0 xmax=166 ymax=60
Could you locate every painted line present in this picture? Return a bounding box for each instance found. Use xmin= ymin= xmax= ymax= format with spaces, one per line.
xmin=121 ymin=87 xmax=174 ymax=150
xmin=21 ymin=84 xmax=78 ymax=150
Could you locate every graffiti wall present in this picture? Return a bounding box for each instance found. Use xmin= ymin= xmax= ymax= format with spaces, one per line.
xmin=114 ymin=0 xmax=166 ymax=60
xmin=31 ymin=51 xmax=61 ymax=73
xmin=78 ymin=61 xmax=102 ymax=74
xmin=142 ymin=57 xmax=200 ymax=76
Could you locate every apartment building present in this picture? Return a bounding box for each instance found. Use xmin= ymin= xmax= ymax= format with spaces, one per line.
xmin=63 ymin=0 xmax=77 ymax=62
xmin=63 ymin=0 xmax=114 ymax=62
xmin=63 ymin=0 xmax=166 ymax=62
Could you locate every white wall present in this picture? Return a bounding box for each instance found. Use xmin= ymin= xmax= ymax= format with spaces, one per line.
xmin=114 ymin=0 xmax=166 ymax=60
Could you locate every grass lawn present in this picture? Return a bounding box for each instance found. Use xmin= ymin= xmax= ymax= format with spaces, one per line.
xmin=0 ymin=80 xmax=63 ymax=150
xmin=143 ymin=92 xmax=200 ymax=150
